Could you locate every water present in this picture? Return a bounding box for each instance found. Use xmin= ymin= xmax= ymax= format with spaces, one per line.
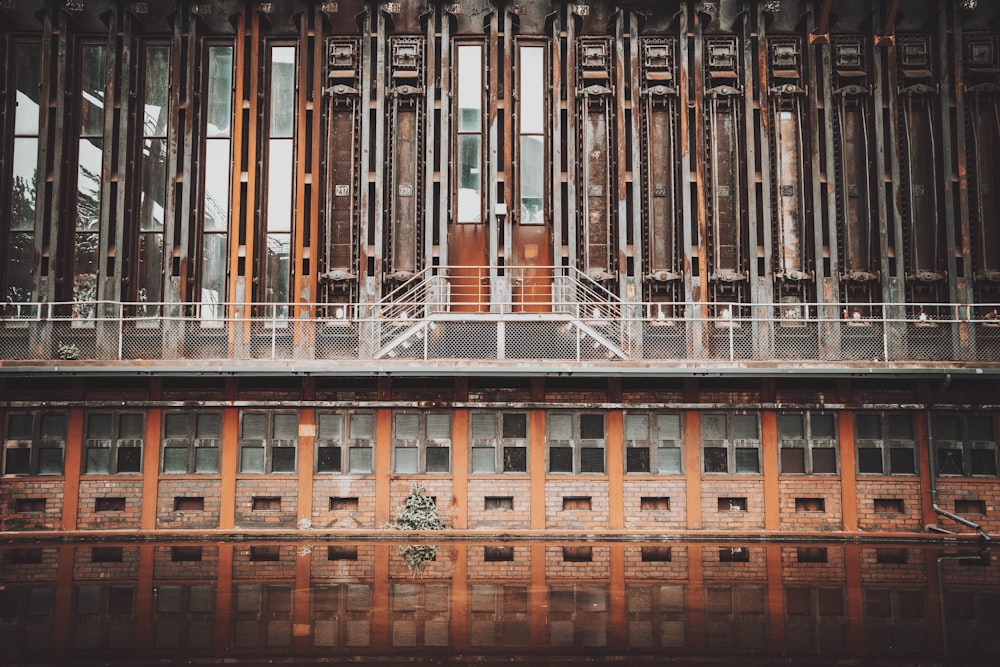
xmin=1 ymin=539 xmax=997 ymax=665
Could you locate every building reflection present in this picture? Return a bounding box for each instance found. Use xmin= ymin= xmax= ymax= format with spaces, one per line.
xmin=1 ymin=541 xmax=997 ymax=663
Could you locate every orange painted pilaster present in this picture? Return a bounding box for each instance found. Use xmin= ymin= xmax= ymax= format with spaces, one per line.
xmin=529 ymin=543 xmax=547 ymax=649
xmin=687 ymin=545 xmax=705 ymax=651
xmin=684 ymin=411 xmax=702 ymax=529
xmin=219 ymin=407 xmax=239 ymax=530
xmin=292 ymin=545 xmax=313 ymax=651
xmin=608 ymin=544 xmax=626 ymax=649
xmin=372 ymin=544 xmax=391 ymax=652
xmin=838 ymin=411 xmax=859 ymax=531
xmin=765 ymin=544 xmax=785 ymax=651
xmin=529 ymin=410 xmax=547 ymax=530
xmin=607 ymin=410 xmax=624 ymax=530
xmin=451 ymin=409 xmax=469 ymax=529
xmin=374 ymin=409 xmax=393 ymax=526
xmin=140 ymin=408 xmax=161 ymax=531
xmin=213 ymin=543 xmax=234 ymax=651
xmin=61 ymin=409 xmax=84 ymax=532
xmin=761 ymin=411 xmax=780 ymax=531
xmin=915 ymin=411 xmax=937 ymax=527
xmin=449 ymin=545 xmax=468 ymax=651
xmin=297 ymin=407 xmax=315 ymax=528
xmin=134 ymin=545 xmax=155 ymax=650
xmin=843 ymin=545 xmax=864 ymax=654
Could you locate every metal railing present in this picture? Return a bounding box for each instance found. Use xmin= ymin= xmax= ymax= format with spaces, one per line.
xmin=1 ymin=269 xmax=999 ymax=367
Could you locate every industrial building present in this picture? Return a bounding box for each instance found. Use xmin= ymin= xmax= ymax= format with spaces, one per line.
xmin=1 ymin=0 xmax=999 ymax=540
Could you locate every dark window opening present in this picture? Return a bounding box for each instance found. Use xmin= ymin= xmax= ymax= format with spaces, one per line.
xmin=327 ymin=546 xmax=358 ymax=561
xmin=780 ymin=447 xmax=806 ymax=473
xmin=955 ymin=499 xmax=986 ymax=515
xmin=641 ymin=546 xmax=672 ymax=562
xmin=95 ymin=497 xmax=126 ymax=512
xmin=580 ymin=447 xmax=604 ymax=473
xmin=252 ymin=496 xmax=281 ymax=511
xmin=502 ymin=413 xmax=527 ymax=439
xmin=971 ymin=449 xmax=998 ymax=476
xmin=874 ymin=498 xmax=904 ymax=513
xmin=937 ymin=449 xmax=964 ymax=475
xmin=719 ymin=546 xmax=750 ymax=562
xmin=876 ymin=548 xmax=908 ymax=564
xmin=889 ymin=447 xmax=916 ymax=474
xmin=174 ymin=496 xmax=204 ymax=511
xmin=171 ymin=546 xmax=203 ymax=562
xmin=562 ymin=546 xmax=593 ymax=562
xmin=718 ymin=497 xmax=747 ymax=512
xmin=316 ymin=446 xmax=342 ymax=472
xmin=329 ymin=497 xmax=359 ymax=511
xmin=484 ymin=496 xmax=514 ymax=510
xmin=797 ymin=547 xmax=828 ymax=563
xmin=562 ymin=496 xmax=592 ymax=511
xmin=250 ymin=546 xmax=281 ymax=562
xmin=858 ymin=447 xmax=884 ymax=474
xmin=549 ymin=447 xmax=573 ymax=473
xmin=626 ymin=447 xmax=651 ymax=473
xmin=9 ymin=548 xmax=43 ymax=564
xmin=484 ymin=545 xmax=515 ymax=562
xmin=704 ymin=447 xmax=728 ymax=473
xmin=503 ymin=446 xmax=527 ymax=472
xmin=580 ymin=414 xmax=605 ymax=439
xmin=640 ymin=497 xmax=670 ymax=511
xmin=90 ymin=547 xmax=123 ymax=563
xmin=15 ymin=498 xmax=46 ymax=513
xmin=795 ymin=497 xmax=825 ymax=512
xmin=425 ymin=446 xmax=451 ymax=472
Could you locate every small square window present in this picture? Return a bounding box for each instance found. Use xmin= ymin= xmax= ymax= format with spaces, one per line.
xmin=858 ymin=447 xmax=883 ymax=474
xmin=813 ymin=448 xmax=837 ymax=474
xmin=657 ymin=447 xmax=682 ymax=474
xmin=874 ymin=498 xmax=904 ymax=513
xmin=15 ymin=498 xmax=46 ymax=513
xmin=797 ymin=547 xmax=828 ymax=563
xmin=426 ymin=446 xmax=450 ymax=472
xmin=249 ymin=546 xmax=280 ymax=562
xmin=718 ymin=497 xmax=747 ymax=512
xmin=955 ymin=499 xmax=986 ymax=515
xmin=327 ymin=546 xmax=358 ymax=561
xmin=704 ymin=447 xmax=727 ymax=473
xmin=92 ymin=547 xmax=123 ymax=563
xmin=640 ymin=497 xmax=670 ymax=511
xmin=471 ymin=447 xmax=496 ymax=473
xmin=502 ymin=413 xmax=527 ymax=439
xmin=271 ymin=447 xmax=296 ymax=472
xmin=194 ymin=446 xmax=220 ymax=473
xmin=252 ymin=496 xmax=281 ymax=511
xmin=484 ymin=546 xmax=514 ymax=562
xmin=502 ymin=446 xmax=527 ymax=472
xmin=95 ymin=497 xmax=126 ymax=512
xmin=795 ymin=498 xmax=825 ymax=512
xmin=116 ymin=447 xmax=142 ymax=473
xmin=719 ymin=546 xmax=750 ymax=562
xmin=735 ymin=448 xmax=759 ymax=473
xmin=780 ymin=447 xmax=806 ymax=474
xmin=348 ymin=446 xmax=373 ymax=473
xmin=876 ymin=548 xmax=907 ymax=564
xmin=641 ymin=546 xmax=672 ymax=562
xmin=485 ymin=496 xmax=514 ymax=510
xmin=549 ymin=447 xmax=573 ymax=473
xmin=580 ymin=414 xmax=605 ymax=440
xmin=562 ymin=496 xmax=592 ymax=511
xmin=317 ymin=446 xmax=342 ymax=472
xmin=580 ymin=447 xmax=604 ymax=473
xmin=9 ymin=548 xmax=43 ymax=564
xmin=174 ymin=497 xmax=204 ymax=511
xmin=171 ymin=546 xmax=203 ymax=562
xmin=329 ymin=497 xmax=359 ymax=511
xmin=626 ymin=447 xmax=651 ymax=473
xmin=971 ymin=449 xmax=998 ymax=476
xmin=394 ymin=447 xmax=419 ymax=473
xmin=562 ymin=546 xmax=592 ymax=562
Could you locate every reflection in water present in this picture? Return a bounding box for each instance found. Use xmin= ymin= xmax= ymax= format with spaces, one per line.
xmin=0 ymin=541 xmax=997 ymax=664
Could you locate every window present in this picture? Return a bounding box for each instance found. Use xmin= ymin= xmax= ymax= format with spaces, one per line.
xmin=95 ymin=497 xmax=125 ymax=512
xmin=518 ymin=44 xmax=546 ymax=224
xmin=198 ymin=44 xmax=234 ymax=325
xmin=3 ymin=41 xmax=42 ymax=309
xmin=134 ymin=44 xmax=171 ymax=318
xmin=779 ymin=412 xmax=837 ymax=474
xmin=171 ymin=547 xmax=203 ymax=562
xmin=316 ymin=411 xmax=375 ymax=474
xmin=455 ymin=43 xmax=484 ymax=223
xmin=856 ymin=413 xmax=916 ymax=475
xmin=624 ymin=412 xmax=683 ymax=474
xmin=3 ymin=413 xmax=66 ymax=476
xmin=931 ymin=413 xmax=997 ymax=477
xmin=92 ymin=547 xmax=123 ymax=563
xmin=470 ymin=412 xmax=528 ymax=474
xmin=548 ymin=412 xmax=606 ymax=474
xmin=702 ymin=412 xmax=760 ymax=474
xmin=84 ymin=412 xmax=144 ymax=474
xmin=392 ymin=412 xmax=451 ymax=473
xmin=162 ymin=412 xmax=222 ymax=474
xmin=239 ymin=411 xmax=298 ymax=473
xmin=260 ymin=44 xmax=297 ymax=320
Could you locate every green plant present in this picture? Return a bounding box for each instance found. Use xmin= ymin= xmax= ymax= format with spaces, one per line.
xmin=388 ymin=485 xmax=447 ymax=575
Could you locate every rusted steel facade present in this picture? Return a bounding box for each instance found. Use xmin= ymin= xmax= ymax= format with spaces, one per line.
xmin=0 ymin=0 xmax=999 ymax=539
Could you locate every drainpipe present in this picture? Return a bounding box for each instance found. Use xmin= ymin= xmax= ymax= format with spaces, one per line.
xmin=926 ymin=404 xmax=992 ymax=541
xmin=937 ymin=546 xmax=992 ymax=661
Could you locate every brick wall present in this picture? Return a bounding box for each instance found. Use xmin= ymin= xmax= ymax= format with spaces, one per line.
xmin=388 ymin=542 xmax=456 ymax=579
xmin=234 ymin=478 xmax=298 ymax=528
xmin=0 ymin=480 xmax=64 ymax=530
xmin=934 ymin=479 xmax=1000 ymax=534
xmin=0 ymin=545 xmax=60 ymax=582
xmin=544 ymin=544 xmax=611 ymax=579
xmin=156 ymin=478 xmax=221 ymax=529
xmin=544 ymin=479 xmax=610 ymax=530
xmin=859 ymin=547 xmax=928 ymax=584
xmin=311 ymin=478 xmax=376 ymax=529
xmin=857 ymin=479 xmax=924 ymax=532
xmin=779 ymin=545 xmax=846 ymax=583
xmin=466 ymin=544 xmax=533 ymax=580
xmin=702 ymin=545 xmax=768 ymax=581
xmin=232 ymin=543 xmax=298 ymax=579
xmin=777 ymin=479 xmax=844 ymax=531
xmin=622 ymin=480 xmax=687 ymax=530
xmin=701 ymin=479 xmax=766 ymax=531
xmin=72 ymin=544 xmax=141 ymax=580
xmin=623 ymin=544 xmax=690 ymax=580
xmin=388 ymin=479 xmax=455 ymax=527
xmin=467 ymin=478 xmax=531 ymax=530
xmin=152 ymin=545 xmax=220 ymax=579
xmin=76 ymin=479 xmax=143 ymax=530
xmin=310 ymin=543 xmax=376 ymax=579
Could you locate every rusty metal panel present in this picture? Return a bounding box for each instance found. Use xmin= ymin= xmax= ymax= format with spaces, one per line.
xmin=896 ymin=34 xmax=946 ymax=291
xmin=639 ymin=37 xmax=681 ymax=292
xmin=321 ymin=37 xmax=361 ymax=304
xmin=965 ymin=33 xmax=1000 ymax=287
xmin=577 ymin=37 xmax=615 ymax=282
xmin=386 ymin=36 xmax=424 ymax=283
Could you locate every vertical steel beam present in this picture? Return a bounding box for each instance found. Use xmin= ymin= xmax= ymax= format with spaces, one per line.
xmin=751 ymin=6 xmax=773 ymax=355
